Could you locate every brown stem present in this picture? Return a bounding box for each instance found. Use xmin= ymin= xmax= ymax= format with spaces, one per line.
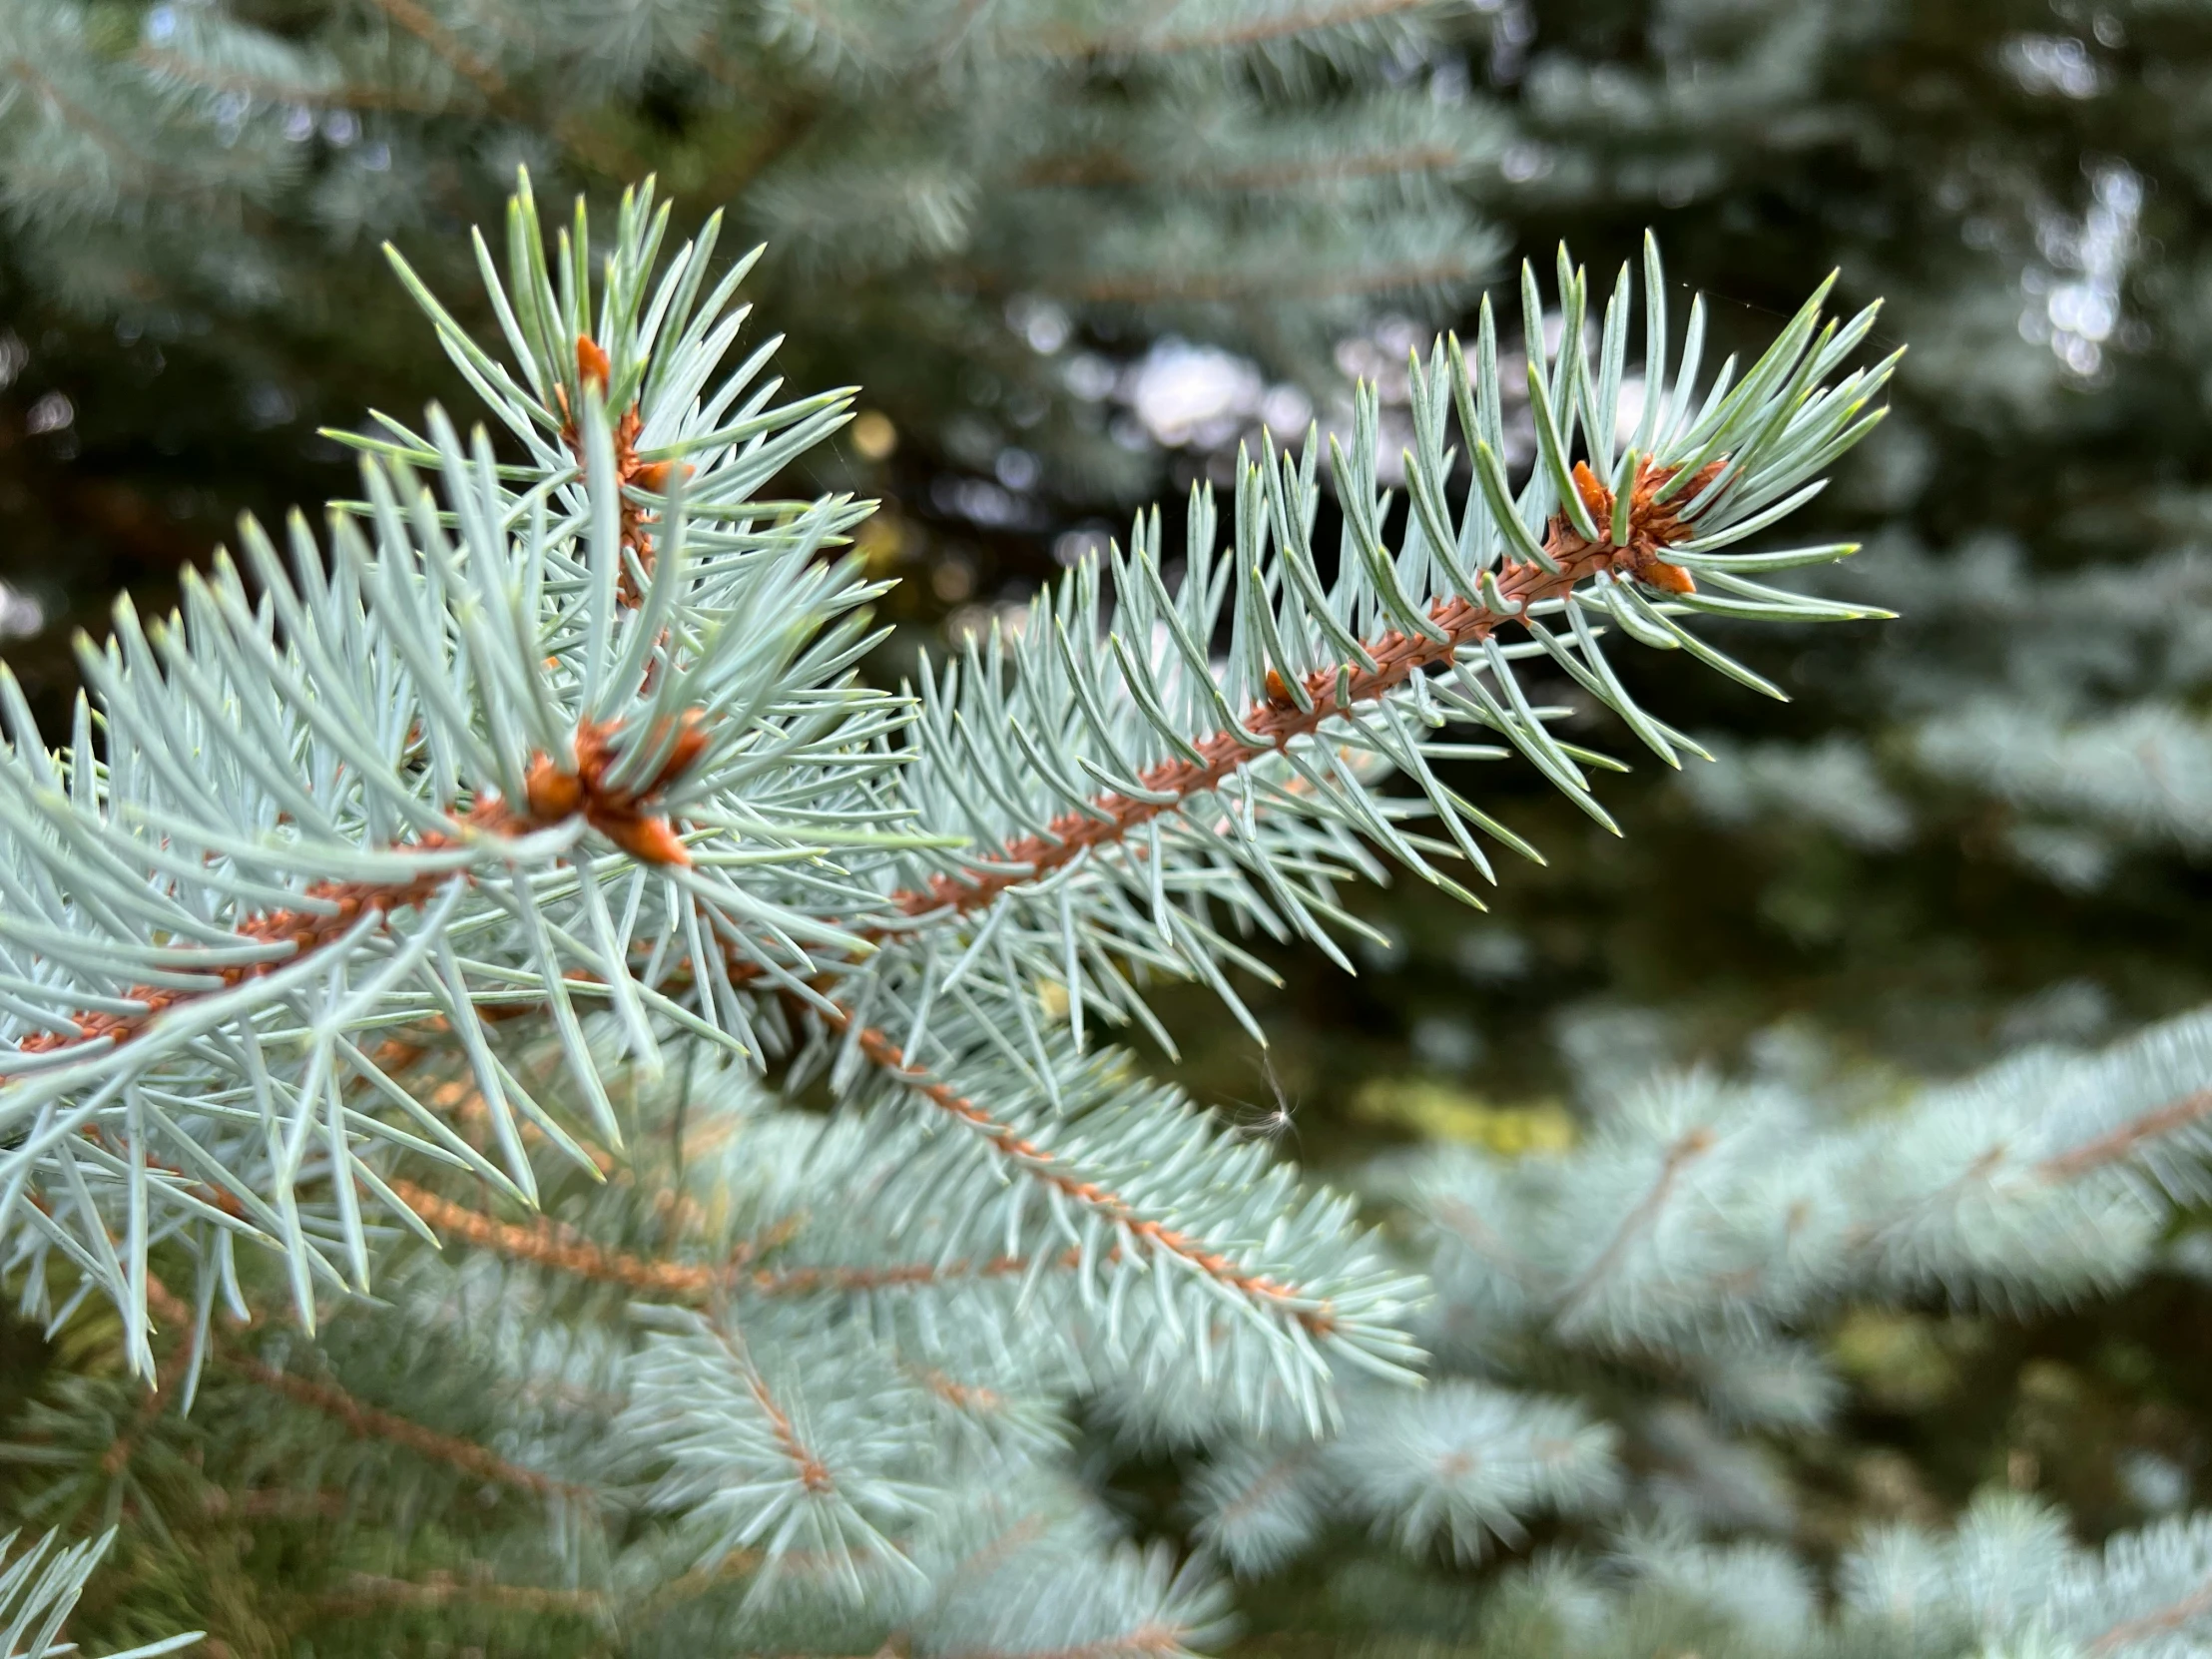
xmin=201 ymin=1485 xmax=352 ymax=1521
xmin=10 ymin=714 xmax=703 ymax=1060
xmin=360 ymin=0 xmax=507 ymax=103
xmin=19 ymin=856 xmax=473 ymax=1057
xmin=234 ymin=1356 xmax=588 ymax=1500
xmin=125 ymin=1277 xmax=581 ymax=1500
xmin=2037 ymin=1091 xmax=2212 ymax=1184
xmin=393 ymin=1173 xmax=1054 ymax=1299
xmin=98 ymin=1332 xmax=197 ymax=1475
xmin=895 ymin=457 xmax=1715 ymax=920
xmin=386 ymin=1176 xmax=740 ymax=1297
xmin=555 ymin=360 xmax=681 ymax=609
xmin=391 ymin=1176 xmax=1052 ymax=1309
xmin=4 ymin=59 xmax=185 ymax=186
xmin=826 ymin=1005 xmax=1338 ymax=1338
xmin=1550 ymin=1125 xmax=1716 ymax=1322
xmin=707 ymin=1324 xmax=833 ymax=1492
xmin=906 ymin=1365 xmax=1005 ymax=1414
xmin=748 ymin=1251 xmax=1065 ymax=1296
xmin=2088 ymin=1578 xmax=2212 ymax=1656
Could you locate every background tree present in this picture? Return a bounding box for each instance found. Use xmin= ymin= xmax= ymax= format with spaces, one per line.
xmin=0 ymin=0 xmax=1504 ymax=716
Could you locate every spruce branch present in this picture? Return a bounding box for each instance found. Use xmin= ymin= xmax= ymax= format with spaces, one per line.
xmin=832 ymin=1008 xmax=1340 ymax=1337
xmin=383 ymin=1175 xmax=747 ymax=1299
xmin=127 ymin=47 xmax=442 ymax=115
xmin=894 ymin=455 xmax=1726 ymax=923
xmin=0 ymin=1527 xmax=200 ymax=1659
xmin=358 ymin=0 xmax=507 ymax=104
xmin=887 ymin=246 xmax=1894 ymax=1052
xmin=2037 ymin=1089 xmax=2212 ymax=1183
xmin=231 ymin=1354 xmax=591 ymax=1502
xmin=0 ymin=175 xmax=911 ymax=1344
xmin=1548 ymin=1121 xmax=1717 ymax=1329
xmin=1391 ymin=1010 xmax=2212 ymax=1414
xmin=2087 ymin=1582 xmax=2212 ymax=1658
xmin=388 ymin=1172 xmax=1065 ymax=1302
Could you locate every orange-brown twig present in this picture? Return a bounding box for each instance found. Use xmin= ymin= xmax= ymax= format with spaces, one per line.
xmin=11 ymin=714 xmax=704 ymax=1060
xmin=556 ymin=335 xmax=691 ymax=607
xmin=234 ymin=1356 xmax=588 ymax=1501
xmin=396 ymin=1168 xmax=1076 ymax=1299
xmin=703 ymin=1324 xmax=832 ymax=1493
xmin=892 ymin=456 xmax=1715 ymax=920
xmin=2087 ymin=1578 xmax=2212 ymax=1656
xmin=2038 ymin=1091 xmax=2212 ymax=1184
xmin=386 ymin=1177 xmax=732 ymax=1297
xmin=824 ymin=1006 xmax=1338 ymax=1338
xmin=1550 ymin=1122 xmax=1716 ymax=1321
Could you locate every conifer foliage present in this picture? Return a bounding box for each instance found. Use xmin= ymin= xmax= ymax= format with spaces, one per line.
xmin=0 ymin=175 xmax=1894 ymax=1650
xmin=0 ymin=0 xmax=1507 ymax=496
xmin=1178 ymin=1007 xmax=2212 ymax=1659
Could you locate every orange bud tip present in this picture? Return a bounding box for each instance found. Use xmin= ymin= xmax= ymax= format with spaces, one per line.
xmin=523 ymin=756 xmax=586 ymax=823
xmin=1570 ymin=459 xmax=1609 ymax=514
xmin=611 ymin=818 xmax=691 ymax=867
xmin=576 ymin=334 xmax=611 ymax=395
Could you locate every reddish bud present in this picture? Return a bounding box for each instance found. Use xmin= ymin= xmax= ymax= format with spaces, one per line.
xmin=632 ymin=458 xmax=693 ymax=492
xmin=605 ymin=816 xmax=691 ymax=867
xmin=524 ymin=755 xmax=585 ymax=823
xmin=1570 ymin=459 xmax=1611 ymax=530
xmin=576 ymin=334 xmax=611 ymax=396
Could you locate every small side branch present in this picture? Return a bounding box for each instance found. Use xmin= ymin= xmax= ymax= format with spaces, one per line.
xmin=389 ymin=1176 xmax=736 ymax=1298
xmin=829 ymin=1007 xmax=1337 ymax=1338
xmin=361 ymin=0 xmax=507 ymax=102
xmin=394 ymin=1176 xmax=1060 ymax=1300
xmin=2038 ymin=1090 xmax=2212 ymax=1184
xmin=748 ymin=1252 xmax=1060 ymax=1296
xmin=895 ymin=461 xmax=1712 ymax=922
xmin=235 ymin=1356 xmax=588 ymax=1502
xmin=8 ymin=713 xmax=703 ymax=1062
xmin=2088 ymin=1576 xmax=2212 ymax=1656
xmin=1550 ymin=1125 xmax=1716 ymax=1323
xmin=99 ymin=1336 xmax=198 ymax=1476
xmin=707 ymin=1324 xmax=833 ymax=1493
